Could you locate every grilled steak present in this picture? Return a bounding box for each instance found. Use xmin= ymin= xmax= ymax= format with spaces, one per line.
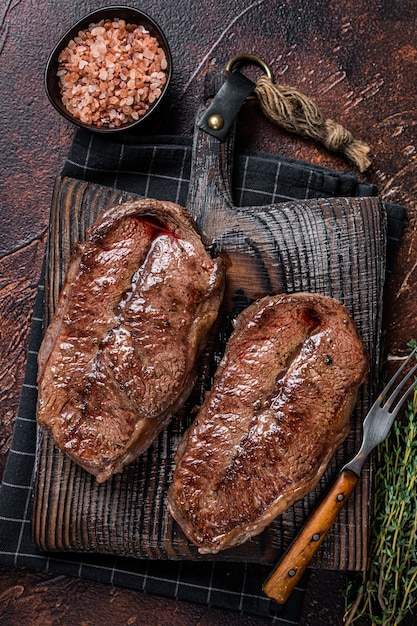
xmin=168 ymin=292 xmax=368 ymax=554
xmin=37 ymin=198 xmax=225 ymax=483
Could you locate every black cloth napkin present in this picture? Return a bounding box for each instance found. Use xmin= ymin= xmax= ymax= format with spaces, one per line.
xmin=0 ymin=128 xmax=406 ymax=624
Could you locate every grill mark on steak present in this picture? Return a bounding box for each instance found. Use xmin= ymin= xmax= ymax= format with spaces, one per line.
xmin=168 ymin=292 xmax=369 ymax=554
xmin=37 ymin=199 xmax=225 ymax=482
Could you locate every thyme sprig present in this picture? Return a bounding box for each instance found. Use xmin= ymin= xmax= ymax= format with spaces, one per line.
xmin=344 ymin=342 xmax=417 ymax=625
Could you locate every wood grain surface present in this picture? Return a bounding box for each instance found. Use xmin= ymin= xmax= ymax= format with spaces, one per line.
xmin=31 ymin=178 xmax=385 ymax=568
xmin=1 ymin=1 xmax=417 ymax=624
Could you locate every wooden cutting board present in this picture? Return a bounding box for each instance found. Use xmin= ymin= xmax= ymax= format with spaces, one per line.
xmin=31 ymin=110 xmax=386 ymax=570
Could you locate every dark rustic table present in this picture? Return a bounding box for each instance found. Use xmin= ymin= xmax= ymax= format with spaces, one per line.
xmin=1 ymin=1 xmax=416 ymax=624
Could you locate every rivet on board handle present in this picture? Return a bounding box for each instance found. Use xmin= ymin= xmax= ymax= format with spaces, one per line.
xmin=262 ymin=469 xmax=359 ymax=605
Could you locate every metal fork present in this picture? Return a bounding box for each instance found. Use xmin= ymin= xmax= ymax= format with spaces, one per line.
xmin=263 ymin=345 xmax=417 ymax=605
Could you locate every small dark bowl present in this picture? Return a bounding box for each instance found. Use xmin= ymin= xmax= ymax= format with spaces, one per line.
xmin=45 ymin=6 xmax=172 ymax=133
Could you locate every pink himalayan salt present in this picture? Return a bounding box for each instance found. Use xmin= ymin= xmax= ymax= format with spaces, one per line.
xmin=57 ymin=18 xmax=168 ymax=128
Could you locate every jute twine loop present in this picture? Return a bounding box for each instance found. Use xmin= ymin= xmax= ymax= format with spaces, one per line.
xmin=254 ymin=75 xmax=371 ymax=172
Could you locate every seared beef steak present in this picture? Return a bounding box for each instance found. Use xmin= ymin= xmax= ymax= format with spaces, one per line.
xmin=37 ymin=199 xmax=225 ymax=483
xmin=168 ymin=292 xmax=368 ymax=554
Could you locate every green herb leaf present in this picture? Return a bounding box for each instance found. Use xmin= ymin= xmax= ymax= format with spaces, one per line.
xmin=344 ymin=345 xmax=417 ymax=625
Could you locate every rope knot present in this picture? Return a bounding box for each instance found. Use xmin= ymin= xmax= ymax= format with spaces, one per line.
xmin=323 ymin=119 xmax=353 ymax=151
xmin=254 ymin=74 xmax=371 ymax=172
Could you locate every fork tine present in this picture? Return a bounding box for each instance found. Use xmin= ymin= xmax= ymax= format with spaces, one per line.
xmin=377 ymin=345 xmax=417 ymax=404
xmin=384 ymin=354 xmax=417 ymax=414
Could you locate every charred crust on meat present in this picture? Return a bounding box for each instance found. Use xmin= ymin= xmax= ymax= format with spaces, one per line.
xmin=168 ymin=291 xmax=369 ymax=554
xmin=36 ymin=198 xmax=226 ymax=482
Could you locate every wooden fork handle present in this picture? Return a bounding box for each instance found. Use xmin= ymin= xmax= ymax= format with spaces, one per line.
xmin=263 ymin=469 xmax=359 ymax=604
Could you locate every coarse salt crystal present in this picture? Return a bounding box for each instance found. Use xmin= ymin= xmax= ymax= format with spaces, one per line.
xmin=57 ymin=18 xmax=168 ymax=128
xmin=91 ymin=26 xmax=106 ymax=36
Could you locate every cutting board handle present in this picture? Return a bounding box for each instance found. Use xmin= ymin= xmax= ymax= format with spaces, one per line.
xmin=185 ymin=80 xmax=290 ymax=304
xmin=186 ymin=87 xmax=236 ymax=238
